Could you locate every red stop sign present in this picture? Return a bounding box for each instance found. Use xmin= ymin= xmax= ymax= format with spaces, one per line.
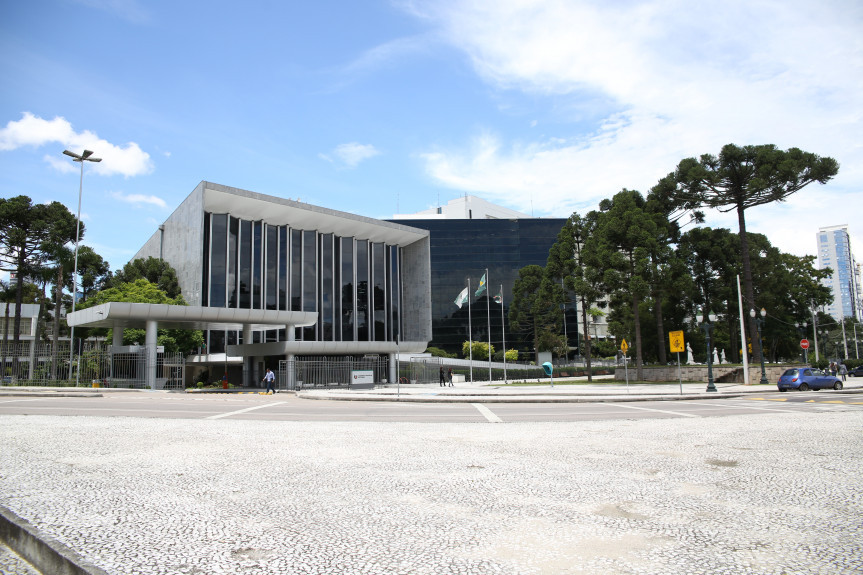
xmin=800 ymin=339 xmax=810 ymax=349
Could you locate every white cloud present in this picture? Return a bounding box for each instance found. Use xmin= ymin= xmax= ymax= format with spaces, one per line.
xmin=0 ymin=113 xmax=154 ymax=178
xmin=410 ymin=0 xmax=863 ymax=257
xmin=320 ymin=142 xmax=381 ymax=168
xmin=109 ymin=191 xmax=167 ymax=208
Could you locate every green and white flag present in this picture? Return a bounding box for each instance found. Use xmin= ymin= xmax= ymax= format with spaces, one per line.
xmin=494 ymin=288 xmax=503 ymax=304
xmin=475 ymin=273 xmax=487 ymax=296
xmin=454 ymin=286 xmax=469 ymax=309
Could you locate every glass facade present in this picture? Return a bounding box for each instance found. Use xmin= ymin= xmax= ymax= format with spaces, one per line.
xmin=817 ymin=225 xmax=862 ymax=322
xmin=390 ymin=218 xmax=571 ymax=354
xmin=201 ymin=212 xmax=403 ymax=353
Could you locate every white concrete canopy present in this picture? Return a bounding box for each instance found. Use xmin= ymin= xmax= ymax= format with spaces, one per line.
xmin=67 ymin=302 xmax=318 ymax=331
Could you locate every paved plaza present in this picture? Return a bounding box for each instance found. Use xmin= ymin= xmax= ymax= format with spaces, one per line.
xmin=1 ymin=408 xmax=861 ymax=574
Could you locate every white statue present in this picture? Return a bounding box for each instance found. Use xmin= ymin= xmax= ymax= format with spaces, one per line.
xmin=686 ymin=342 xmax=695 ymax=365
xmin=713 ymin=348 xmax=720 ymax=364
xmin=721 ymin=349 xmax=727 ymax=364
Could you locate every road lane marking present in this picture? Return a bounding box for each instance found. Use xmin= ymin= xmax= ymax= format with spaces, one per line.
xmin=717 ymin=403 xmax=799 ymax=413
xmin=605 ymin=403 xmax=698 ymax=417
xmin=0 ymin=398 xmax=45 ymax=404
xmin=206 ymin=402 xmax=287 ymax=420
xmin=472 ymin=403 xmax=503 ymax=423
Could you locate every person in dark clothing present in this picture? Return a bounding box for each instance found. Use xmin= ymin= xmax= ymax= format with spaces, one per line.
xmin=440 ymin=367 xmax=446 ymax=386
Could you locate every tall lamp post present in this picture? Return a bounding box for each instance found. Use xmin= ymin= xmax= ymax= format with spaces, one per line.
xmin=62 ymin=149 xmax=101 ymax=382
xmin=750 ymin=308 xmax=769 ymax=384
xmin=698 ymin=309 xmax=717 ymax=392
xmin=795 ymin=321 xmax=808 ymax=364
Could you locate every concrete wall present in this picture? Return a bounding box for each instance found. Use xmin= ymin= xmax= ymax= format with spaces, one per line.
xmin=400 ymin=235 xmax=432 ymax=343
xmin=614 ymin=364 xmax=803 ymax=383
xmin=133 ymin=182 xmax=205 ymax=305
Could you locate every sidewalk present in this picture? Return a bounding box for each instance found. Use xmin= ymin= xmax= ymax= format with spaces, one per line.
xmin=296 ymin=375 xmax=863 ymax=403
xmin=3 ymin=376 xmax=861 ymax=403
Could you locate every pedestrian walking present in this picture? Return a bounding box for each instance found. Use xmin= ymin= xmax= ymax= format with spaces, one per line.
xmin=263 ymin=368 xmax=276 ymax=394
xmin=829 ymin=362 xmax=837 ymax=377
xmin=839 ymin=363 xmax=847 ymax=381
xmin=447 ymin=367 xmax=454 ymax=387
xmin=439 ymin=367 xmax=446 ymax=386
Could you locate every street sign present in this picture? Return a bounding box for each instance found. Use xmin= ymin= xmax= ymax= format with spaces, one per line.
xmin=620 ymin=339 xmax=629 ymax=354
xmin=800 ymin=339 xmax=810 ymax=350
xmin=669 ymin=330 xmax=685 ymax=353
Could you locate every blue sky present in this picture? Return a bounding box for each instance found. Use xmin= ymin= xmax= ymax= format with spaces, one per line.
xmin=1 ymin=0 xmax=862 ymax=279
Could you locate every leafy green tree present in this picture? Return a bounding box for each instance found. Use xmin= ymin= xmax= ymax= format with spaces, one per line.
xmin=509 ymin=265 xmax=560 ymax=362
xmin=661 ymin=144 xmax=838 ymax=363
xmin=545 ymin=213 xmax=605 ymax=380
xmin=79 ymin=279 xmax=203 ymax=353
xmin=111 ymin=257 xmax=181 ymax=299
xmin=76 ymin=246 xmax=111 ymax=301
xmin=0 ymin=196 xmax=78 ymax=377
xmin=426 ymin=346 xmax=457 ymax=359
xmin=462 ymin=340 xmax=495 ymax=361
xmin=584 ymin=190 xmax=667 ymax=380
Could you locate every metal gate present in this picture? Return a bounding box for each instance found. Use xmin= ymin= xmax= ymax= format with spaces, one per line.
xmin=278 ymin=356 xmax=390 ymax=390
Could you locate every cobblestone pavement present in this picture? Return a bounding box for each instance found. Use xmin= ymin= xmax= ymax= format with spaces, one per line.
xmin=1 ymin=411 xmax=861 ymax=575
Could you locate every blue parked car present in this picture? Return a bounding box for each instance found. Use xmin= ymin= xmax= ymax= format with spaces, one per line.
xmin=777 ymin=368 xmax=843 ymax=392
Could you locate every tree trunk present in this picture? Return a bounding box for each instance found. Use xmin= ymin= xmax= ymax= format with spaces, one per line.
xmin=580 ymin=295 xmax=592 ymax=382
xmin=633 ymin=291 xmax=644 ymax=381
xmin=1 ymin=303 xmax=8 ymax=380
xmin=736 ymin=204 xmax=762 ymax=364
xmin=11 ymin=252 xmax=25 ymax=381
xmin=653 ymin=288 xmax=667 ymax=364
xmin=52 ymin=265 xmax=62 ymax=379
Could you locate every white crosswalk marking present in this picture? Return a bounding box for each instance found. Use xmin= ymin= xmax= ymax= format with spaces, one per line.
xmin=473 ymin=403 xmax=503 ymax=422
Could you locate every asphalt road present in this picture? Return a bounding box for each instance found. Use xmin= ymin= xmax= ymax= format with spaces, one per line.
xmin=1 ymin=390 xmax=861 ymax=423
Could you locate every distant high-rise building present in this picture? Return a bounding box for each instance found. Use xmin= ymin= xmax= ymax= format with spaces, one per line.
xmin=816 ymin=225 xmax=861 ymax=321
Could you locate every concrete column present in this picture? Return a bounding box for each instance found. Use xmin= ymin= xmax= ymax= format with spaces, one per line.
xmin=252 ymin=357 xmax=261 ymax=388
xmin=286 ymin=325 xmax=296 ymax=389
xmin=388 ymin=352 xmax=396 ymax=385
xmin=242 ymin=325 xmax=252 ymax=387
xmin=110 ymin=325 xmax=123 ymax=382
xmin=145 ymin=320 xmax=158 ymax=390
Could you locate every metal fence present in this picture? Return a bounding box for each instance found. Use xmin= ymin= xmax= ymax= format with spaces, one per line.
xmin=278 ymin=356 xmax=390 ymax=390
xmin=0 ymin=341 xmax=185 ymax=389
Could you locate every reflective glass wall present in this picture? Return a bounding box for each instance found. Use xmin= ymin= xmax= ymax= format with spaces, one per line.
xmin=389 ymin=218 xmax=571 ymax=356
xmin=201 ymin=212 xmax=403 ymax=353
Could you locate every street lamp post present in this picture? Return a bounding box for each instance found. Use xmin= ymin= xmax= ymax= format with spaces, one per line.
xmin=62 ymin=149 xmax=101 ymax=383
xmin=698 ymin=309 xmax=717 ymax=392
xmin=750 ymin=308 xmax=769 ymax=384
xmin=795 ymin=321 xmax=808 ymax=364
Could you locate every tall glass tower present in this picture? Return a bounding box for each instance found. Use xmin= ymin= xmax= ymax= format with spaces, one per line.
xmin=817 ymin=225 xmax=862 ymax=321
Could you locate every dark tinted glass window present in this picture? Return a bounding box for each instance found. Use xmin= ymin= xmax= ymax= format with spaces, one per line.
xmin=239 ymin=220 xmax=252 ymax=309
xmin=372 ymin=242 xmax=386 ymax=341
xmin=266 ymin=224 xmax=278 ymax=310
xmin=356 ymin=239 xmax=368 ymax=341
xmin=321 ymin=233 xmax=334 ymax=341
xmin=341 ymin=237 xmax=354 ymax=341
xmin=228 ymin=217 xmax=238 ymax=308
xmin=209 ymin=214 xmax=227 ymax=308
xmin=253 ymin=221 xmax=262 ymax=309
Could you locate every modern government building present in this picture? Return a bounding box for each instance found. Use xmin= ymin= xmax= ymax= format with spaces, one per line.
xmin=68 ymin=182 xmax=580 ymax=388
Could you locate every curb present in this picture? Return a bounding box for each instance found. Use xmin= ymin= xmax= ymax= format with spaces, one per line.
xmin=0 ymin=505 xmax=108 ymax=575
xmin=297 ymin=392 xmax=749 ymax=403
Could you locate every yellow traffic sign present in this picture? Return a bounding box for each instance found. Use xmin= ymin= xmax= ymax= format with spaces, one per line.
xmin=620 ymin=339 xmax=628 ymax=354
xmin=669 ymin=330 xmax=685 ymax=353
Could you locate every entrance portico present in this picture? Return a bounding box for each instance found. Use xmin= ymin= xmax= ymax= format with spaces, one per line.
xmin=67 ymin=302 xmax=318 ymax=389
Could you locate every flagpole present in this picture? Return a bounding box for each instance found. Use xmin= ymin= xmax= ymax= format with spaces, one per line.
xmin=468 ymin=278 xmax=473 ymax=383
xmin=500 ymin=284 xmax=507 ymax=384
xmin=486 ymin=268 xmax=491 ymax=384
